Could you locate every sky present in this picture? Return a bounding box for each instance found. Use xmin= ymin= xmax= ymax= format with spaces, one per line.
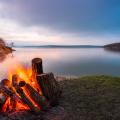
xmin=0 ymin=0 xmax=120 ymax=45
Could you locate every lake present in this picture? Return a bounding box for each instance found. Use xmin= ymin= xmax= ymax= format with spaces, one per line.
xmin=0 ymin=47 xmax=120 ymax=80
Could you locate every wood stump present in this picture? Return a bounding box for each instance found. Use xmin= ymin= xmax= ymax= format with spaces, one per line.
xmin=36 ymin=73 xmax=62 ymax=106
xmin=32 ymin=58 xmax=62 ymax=106
xmin=32 ymin=58 xmax=43 ymax=75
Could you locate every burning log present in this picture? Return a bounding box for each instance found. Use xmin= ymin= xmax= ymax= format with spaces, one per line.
xmin=10 ymin=96 xmax=16 ymax=112
xmin=12 ymin=75 xmax=19 ymax=89
xmin=19 ymin=81 xmax=50 ymax=111
xmin=16 ymin=87 xmax=40 ymax=113
xmin=0 ymin=83 xmax=21 ymax=112
xmin=1 ymin=79 xmax=11 ymax=88
xmin=0 ymin=84 xmax=22 ymax=103
xmin=12 ymin=75 xmax=40 ymax=113
xmin=0 ymin=93 xmax=6 ymax=104
xmin=36 ymin=73 xmax=62 ymax=106
xmin=0 ymin=86 xmax=13 ymax=97
xmin=32 ymin=58 xmax=43 ymax=75
xmin=0 ymin=92 xmax=7 ymax=112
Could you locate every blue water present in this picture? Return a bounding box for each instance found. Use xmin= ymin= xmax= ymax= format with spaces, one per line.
xmin=0 ymin=47 xmax=120 ymax=79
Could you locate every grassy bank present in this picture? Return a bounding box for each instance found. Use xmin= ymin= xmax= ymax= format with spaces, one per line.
xmin=59 ymin=75 xmax=120 ymax=120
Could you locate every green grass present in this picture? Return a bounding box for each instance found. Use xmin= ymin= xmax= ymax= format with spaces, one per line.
xmin=59 ymin=75 xmax=120 ymax=120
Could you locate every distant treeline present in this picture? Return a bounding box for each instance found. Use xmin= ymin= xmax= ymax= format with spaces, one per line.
xmin=104 ymin=43 xmax=120 ymax=51
xmin=14 ymin=45 xmax=103 ymax=48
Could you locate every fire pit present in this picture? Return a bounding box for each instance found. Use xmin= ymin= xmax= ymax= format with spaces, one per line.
xmin=0 ymin=58 xmax=66 ymax=120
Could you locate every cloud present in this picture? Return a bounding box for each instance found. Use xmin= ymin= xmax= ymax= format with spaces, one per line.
xmin=0 ymin=19 xmax=119 ymax=45
xmin=0 ymin=18 xmax=62 ymax=44
xmin=1 ymin=0 xmax=120 ymax=33
xmin=0 ymin=0 xmax=120 ymax=45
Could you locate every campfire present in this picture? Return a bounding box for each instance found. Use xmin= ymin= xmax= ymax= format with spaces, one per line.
xmin=0 ymin=58 xmax=61 ymax=114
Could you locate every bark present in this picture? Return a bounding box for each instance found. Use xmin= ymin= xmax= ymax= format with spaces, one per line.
xmin=32 ymin=58 xmax=43 ymax=76
xmin=36 ymin=73 xmax=61 ymax=106
xmin=19 ymin=81 xmax=50 ymax=111
xmin=0 ymin=92 xmax=7 ymax=112
xmin=12 ymin=75 xmax=40 ymax=113
xmin=0 ymin=82 xmax=22 ymax=104
xmin=0 ymin=85 xmax=22 ymax=112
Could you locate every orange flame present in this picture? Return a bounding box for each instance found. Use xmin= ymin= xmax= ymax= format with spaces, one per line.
xmin=2 ymin=63 xmax=42 ymax=112
xmin=2 ymin=97 xmax=10 ymax=112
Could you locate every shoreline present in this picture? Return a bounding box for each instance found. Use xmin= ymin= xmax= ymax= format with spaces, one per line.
xmin=55 ymin=74 xmax=120 ymax=81
xmin=55 ymin=75 xmax=79 ymax=81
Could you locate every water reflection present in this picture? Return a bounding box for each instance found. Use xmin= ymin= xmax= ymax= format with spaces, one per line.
xmin=0 ymin=48 xmax=120 ymax=80
xmin=104 ymin=48 xmax=120 ymax=54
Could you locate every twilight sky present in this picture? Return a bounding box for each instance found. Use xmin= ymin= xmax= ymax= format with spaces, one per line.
xmin=0 ymin=0 xmax=120 ymax=45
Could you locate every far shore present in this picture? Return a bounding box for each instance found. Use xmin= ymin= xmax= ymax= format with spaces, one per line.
xmin=13 ymin=45 xmax=103 ymax=48
xmin=104 ymin=43 xmax=120 ymax=51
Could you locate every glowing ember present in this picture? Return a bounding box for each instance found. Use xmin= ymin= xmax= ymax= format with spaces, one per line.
xmin=2 ymin=64 xmax=42 ymax=112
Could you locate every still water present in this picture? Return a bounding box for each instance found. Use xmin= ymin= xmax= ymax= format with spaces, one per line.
xmin=0 ymin=47 xmax=120 ymax=79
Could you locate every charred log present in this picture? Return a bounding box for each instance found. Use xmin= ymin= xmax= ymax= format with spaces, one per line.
xmin=16 ymin=87 xmax=40 ymax=113
xmin=0 ymin=92 xmax=7 ymax=112
xmin=36 ymin=73 xmax=61 ymax=106
xmin=0 ymin=83 xmax=23 ymax=112
xmin=19 ymin=81 xmax=50 ymax=111
xmin=1 ymin=79 xmax=11 ymax=88
xmin=0 ymin=79 xmax=23 ymax=103
xmin=32 ymin=58 xmax=43 ymax=76
xmin=12 ymin=75 xmax=40 ymax=113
